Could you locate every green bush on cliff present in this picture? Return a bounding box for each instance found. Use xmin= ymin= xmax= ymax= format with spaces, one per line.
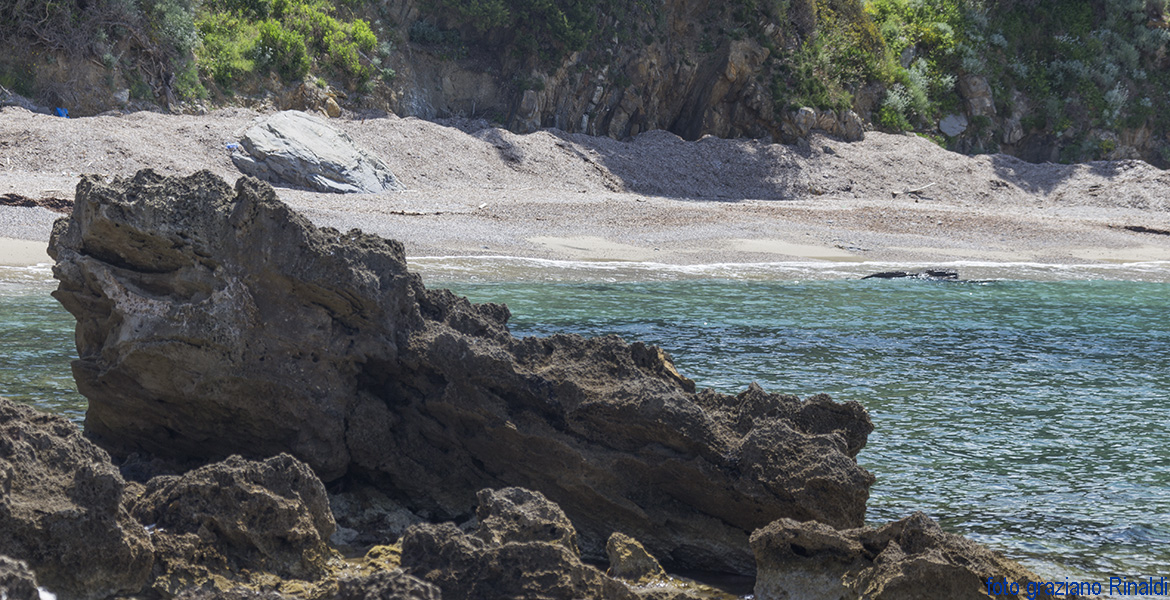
xmin=195 ymin=0 xmax=378 ymax=92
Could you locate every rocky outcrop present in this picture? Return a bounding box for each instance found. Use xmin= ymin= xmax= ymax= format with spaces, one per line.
xmin=231 ymin=111 xmax=404 ymax=194
xmin=0 ymin=397 xmax=154 ymax=600
xmin=606 ymin=533 xmax=667 ymax=584
xmin=48 ymin=170 xmax=875 ymax=575
xmin=127 ymin=454 xmax=336 ymax=597
xmin=401 ymin=487 xmax=636 ymax=600
xmin=0 ymin=556 xmax=41 ymax=600
xmin=333 ymin=570 xmax=440 ymax=600
xmin=750 ymin=513 xmax=1065 ymax=600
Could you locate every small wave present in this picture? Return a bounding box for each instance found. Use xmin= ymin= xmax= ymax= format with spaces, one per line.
xmin=408 ymin=255 xmax=1170 ymax=283
xmin=0 ymin=263 xmax=56 ymax=288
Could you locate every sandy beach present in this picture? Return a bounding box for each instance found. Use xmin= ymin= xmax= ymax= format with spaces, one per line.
xmin=3 ymin=106 xmax=1170 ymax=268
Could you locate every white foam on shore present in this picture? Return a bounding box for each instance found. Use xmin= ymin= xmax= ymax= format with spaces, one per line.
xmin=7 ymin=256 xmax=1168 ymax=288
xmin=409 ymin=255 xmax=1170 ymax=283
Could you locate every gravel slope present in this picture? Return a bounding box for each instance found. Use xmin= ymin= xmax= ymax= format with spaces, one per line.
xmin=3 ymin=106 xmax=1169 ymax=265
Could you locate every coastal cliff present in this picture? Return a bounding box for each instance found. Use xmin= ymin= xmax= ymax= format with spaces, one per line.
xmin=4 ymin=0 xmax=1170 ymax=165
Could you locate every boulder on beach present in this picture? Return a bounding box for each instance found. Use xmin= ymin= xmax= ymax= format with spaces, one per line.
xmin=231 ymin=110 xmax=403 ymax=194
xmin=750 ymin=512 xmax=1065 ymax=600
xmin=47 ymin=169 xmax=875 ymax=575
xmin=0 ymin=397 xmax=153 ymax=600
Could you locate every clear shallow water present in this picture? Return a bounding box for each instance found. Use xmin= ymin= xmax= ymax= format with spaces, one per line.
xmin=3 ymin=261 xmax=1168 ymax=585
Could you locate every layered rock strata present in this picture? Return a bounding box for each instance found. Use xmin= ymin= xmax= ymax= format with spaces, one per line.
xmin=48 ymin=170 xmax=875 ymax=574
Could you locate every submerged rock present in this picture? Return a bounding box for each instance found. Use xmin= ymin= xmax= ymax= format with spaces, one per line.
xmin=49 ymin=169 xmax=874 ymax=574
xmin=861 ymin=269 xmax=959 ymax=280
xmin=231 ymin=111 xmax=403 ymax=194
xmin=0 ymin=397 xmax=153 ymax=600
xmin=127 ymin=454 xmax=336 ymax=597
xmin=750 ymin=512 xmax=1066 ymax=600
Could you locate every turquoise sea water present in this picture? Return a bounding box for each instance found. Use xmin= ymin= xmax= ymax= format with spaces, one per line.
xmin=2 ymin=260 xmax=1168 ymax=587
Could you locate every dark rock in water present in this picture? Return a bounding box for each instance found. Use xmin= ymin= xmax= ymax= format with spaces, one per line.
xmin=862 ymin=269 xmax=959 ymax=280
xmin=231 ymin=111 xmax=404 ymax=194
xmin=49 ymin=169 xmax=874 ymax=575
xmin=127 ymin=453 xmax=336 ymax=597
xmin=334 ymin=569 xmax=441 ymax=600
xmin=751 ymin=512 xmax=1062 ymax=600
xmin=0 ymin=397 xmax=154 ymax=600
xmin=401 ymin=487 xmax=636 ymax=600
xmin=0 ymin=555 xmax=40 ymax=600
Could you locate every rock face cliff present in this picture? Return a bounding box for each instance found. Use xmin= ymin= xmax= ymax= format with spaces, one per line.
xmin=48 ymin=170 xmax=875 ymax=575
xmin=375 ymin=0 xmax=864 ymax=144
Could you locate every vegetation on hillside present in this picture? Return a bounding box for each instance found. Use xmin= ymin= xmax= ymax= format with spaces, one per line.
xmin=3 ymin=0 xmax=1169 ymax=164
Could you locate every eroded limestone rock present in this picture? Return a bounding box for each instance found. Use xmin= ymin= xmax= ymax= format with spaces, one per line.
xmin=606 ymin=532 xmax=666 ymax=584
xmin=401 ymin=487 xmax=635 ymax=600
xmin=0 ymin=555 xmax=40 ymax=600
xmin=0 ymin=398 xmax=153 ymax=600
xmin=49 ymin=170 xmax=874 ymax=575
xmin=127 ymin=454 xmax=336 ymax=597
xmin=751 ymin=513 xmax=1064 ymax=600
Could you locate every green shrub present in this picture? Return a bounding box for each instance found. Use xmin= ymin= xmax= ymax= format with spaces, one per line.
xmin=256 ymin=19 xmax=309 ymax=80
xmin=196 ymin=12 xmax=258 ymax=90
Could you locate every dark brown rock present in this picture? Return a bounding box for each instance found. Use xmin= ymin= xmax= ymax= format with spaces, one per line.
xmin=0 ymin=555 xmax=40 ymax=600
xmin=49 ymin=170 xmax=874 ymax=575
xmin=0 ymin=397 xmax=153 ymax=600
xmin=127 ymin=453 xmax=336 ymax=597
xmin=473 ymin=487 xmax=579 ymax=552
xmin=401 ymin=487 xmax=634 ymax=600
xmin=750 ymin=512 xmax=1070 ymax=600
xmin=606 ymin=532 xmax=666 ymax=584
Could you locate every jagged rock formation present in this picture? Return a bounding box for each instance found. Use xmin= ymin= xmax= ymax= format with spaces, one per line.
xmin=48 ymin=170 xmax=875 ymax=575
xmin=0 ymin=555 xmax=41 ymax=600
xmin=400 ymin=487 xmax=636 ymax=600
xmin=231 ymin=111 xmax=404 ymax=194
xmin=750 ymin=513 xmax=1064 ymax=600
xmin=127 ymin=454 xmax=337 ymax=597
xmin=606 ymin=532 xmax=667 ymax=584
xmin=333 ymin=570 xmax=440 ymax=600
xmin=0 ymin=397 xmax=154 ymax=600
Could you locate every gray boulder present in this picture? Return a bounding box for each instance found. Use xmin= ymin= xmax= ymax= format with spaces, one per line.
xmin=49 ymin=170 xmax=874 ymax=575
xmin=0 ymin=397 xmax=153 ymax=600
xmin=231 ymin=110 xmax=403 ymax=194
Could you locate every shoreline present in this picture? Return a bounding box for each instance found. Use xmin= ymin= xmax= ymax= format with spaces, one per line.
xmin=6 ymin=233 xmax=1170 ymax=283
xmin=2 ymin=107 xmax=1170 ymax=277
